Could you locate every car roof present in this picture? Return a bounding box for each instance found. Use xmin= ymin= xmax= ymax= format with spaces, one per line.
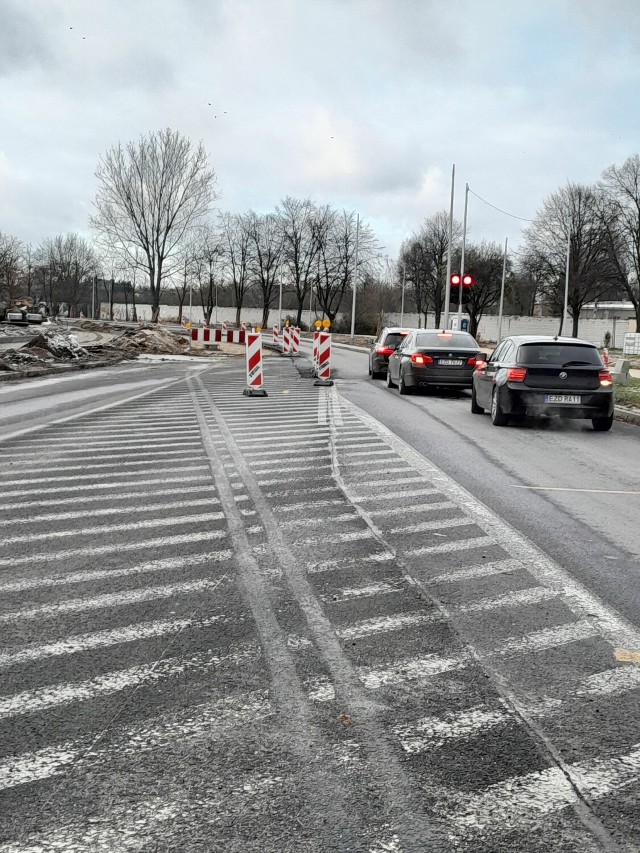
xmin=382 ymin=327 xmax=418 ymax=334
xmin=503 ymin=335 xmax=598 ymax=347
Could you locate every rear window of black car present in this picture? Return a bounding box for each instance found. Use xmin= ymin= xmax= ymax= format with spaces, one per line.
xmin=415 ymin=332 xmax=477 ymax=348
xmin=384 ymin=332 xmax=409 ymax=348
xmin=517 ymin=343 xmax=602 ymax=366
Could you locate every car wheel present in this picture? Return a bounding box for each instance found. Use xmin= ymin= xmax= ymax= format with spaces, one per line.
xmin=368 ymin=363 xmax=372 ymax=376
xmin=471 ymin=384 xmax=484 ymax=414
xmin=592 ymin=414 xmax=613 ymax=432
xmin=386 ymin=369 xmax=396 ymax=389
xmin=490 ymin=389 xmax=509 ymax=426
xmin=399 ymin=371 xmax=412 ymax=395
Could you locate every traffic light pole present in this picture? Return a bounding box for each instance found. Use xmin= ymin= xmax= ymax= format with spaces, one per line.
xmin=457 ymin=182 xmax=469 ymax=329
xmin=442 ymin=163 xmax=455 ymax=330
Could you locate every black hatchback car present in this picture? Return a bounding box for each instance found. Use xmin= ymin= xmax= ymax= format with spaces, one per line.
xmin=387 ymin=329 xmax=483 ymax=394
xmin=368 ymin=327 xmax=415 ymax=378
xmin=471 ymin=335 xmax=614 ymax=430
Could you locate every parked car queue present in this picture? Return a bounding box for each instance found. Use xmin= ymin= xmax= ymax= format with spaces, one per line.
xmin=369 ymin=327 xmax=615 ymax=432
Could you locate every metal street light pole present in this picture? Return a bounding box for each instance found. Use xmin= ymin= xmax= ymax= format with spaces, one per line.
xmin=350 ymin=214 xmax=360 ymax=341
xmin=497 ymin=237 xmax=508 ymax=342
xmin=400 ymin=264 xmax=406 ymax=326
xmin=457 ymin=182 xmax=469 ymax=329
xmin=562 ymin=230 xmax=570 ymax=336
xmin=442 ymin=163 xmax=456 ymax=330
xmin=277 ymin=263 xmax=283 ymax=331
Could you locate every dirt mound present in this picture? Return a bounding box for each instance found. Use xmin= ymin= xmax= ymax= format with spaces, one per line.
xmin=24 ymin=332 xmax=88 ymax=359
xmin=109 ymin=326 xmax=189 ymax=355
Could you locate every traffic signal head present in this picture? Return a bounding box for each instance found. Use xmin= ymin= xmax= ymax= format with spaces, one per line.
xmin=462 ymin=274 xmax=475 ymax=287
xmin=450 ymin=274 xmax=462 ymax=286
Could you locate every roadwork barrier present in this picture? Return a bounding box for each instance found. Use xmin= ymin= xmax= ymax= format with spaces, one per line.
xmin=243 ymin=331 xmax=267 ymax=396
xmin=191 ymin=328 xmax=246 ymax=345
xmin=314 ymin=332 xmax=333 ymax=386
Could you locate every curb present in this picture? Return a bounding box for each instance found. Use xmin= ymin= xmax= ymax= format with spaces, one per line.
xmin=614 ymin=406 xmax=640 ymax=426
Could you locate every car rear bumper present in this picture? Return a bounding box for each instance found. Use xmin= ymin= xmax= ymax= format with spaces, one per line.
xmin=406 ymin=366 xmax=474 ymax=388
xmin=502 ymin=388 xmax=614 ymax=418
xmin=371 ymin=355 xmax=389 ymax=373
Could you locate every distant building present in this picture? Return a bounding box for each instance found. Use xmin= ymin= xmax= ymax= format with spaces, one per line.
xmin=583 ymin=301 xmax=636 ymax=319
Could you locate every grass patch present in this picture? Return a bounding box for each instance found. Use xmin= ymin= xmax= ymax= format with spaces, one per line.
xmin=615 ymin=377 xmax=640 ymax=409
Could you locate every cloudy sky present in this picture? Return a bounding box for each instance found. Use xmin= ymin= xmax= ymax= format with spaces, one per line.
xmin=2 ymin=0 xmax=640 ymax=259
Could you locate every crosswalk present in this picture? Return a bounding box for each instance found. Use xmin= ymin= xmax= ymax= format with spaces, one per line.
xmin=0 ymin=360 xmax=639 ymax=851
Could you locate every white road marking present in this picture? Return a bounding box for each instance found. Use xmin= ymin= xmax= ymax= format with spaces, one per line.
xmin=0 ymin=452 xmax=202 ymax=474
xmin=337 ymin=611 xmax=438 ymax=640
xmin=455 ymin=586 xmax=558 ymax=614
xmin=0 ymin=465 xmax=207 ymax=487
xmin=0 ymin=691 xmax=271 ymax=793
xmin=360 ymin=653 xmax=466 ymax=689
xmin=0 ymin=487 xmax=220 ymax=511
xmin=427 ymin=559 xmax=522 ymax=585
xmin=0 ymin=614 xmax=225 ymax=667
xmin=350 ymin=476 xmax=424 ymax=490
xmin=0 ymin=646 xmax=258 ymax=720
xmin=307 ymin=551 xmax=396 ymax=573
xmin=0 ymin=531 xmax=226 ymax=567
xmin=405 ymin=536 xmax=492 ymax=556
xmin=241 ymin=440 xmax=328 ymax=457
xmin=444 ymin=744 xmax=640 ymax=836
xmin=0 ymin=512 xmax=224 ymax=545
xmin=249 ymin=448 xmax=328 ymax=465
xmin=0 ymin=577 xmax=228 ymax=623
xmin=279 ymin=512 xmax=358 ymax=529
xmin=273 ymin=499 xmax=346 ymax=513
xmin=576 ymin=666 xmax=640 ymax=697
xmin=292 ymin=529 xmax=373 ymax=546
xmin=350 ymin=487 xmax=439 ymax=502
xmin=367 ymin=501 xmax=455 ymax=518
xmin=385 ymin=517 xmax=469 ymax=536
xmin=511 ymin=485 xmax=640 ymax=496
xmin=394 ymin=705 xmax=511 ymax=754
xmin=263 ymin=484 xmax=339 ymax=498
xmin=492 ymin=620 xmax=598 ymax=656
xmin=0 ymin=553 xmax=232 ymax=594
xmin=0 ymin=499 xmax=219 ymax=526
xmin=1 ymin=473 xmax=211 ymax=498
xmin=324 ymin=582 xmax=402 ymax=601
xmin=257 ymin=473 xmax=334 ymax=487
xmin=307 ymin=676 xmax=336 ymax=702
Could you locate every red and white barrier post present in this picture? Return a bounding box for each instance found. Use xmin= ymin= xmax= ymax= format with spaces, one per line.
xmin=290 ymin=326 xmax=301 ymax=355
xmin=222 ymin=320 xmax=228 ymax=333
xmin=241 ymin=321 xmax=247 ymax=332
xmin=243 ymin=331 xmax=268 ymax=397
xmin=312 ymin=330 xmax=320 ymax=375
xmin=282 ymin=325 xmax=291 ymax=355
xmin=314 ymin=332 xmax=333 ymax=386
xmin=602 ymin=347 xmax=610 ymax=368
xmin=272 ymin=324 xmax=279 ymax=347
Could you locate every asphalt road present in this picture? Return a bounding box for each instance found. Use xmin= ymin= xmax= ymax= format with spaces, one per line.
xmin=0 ymin=348 xmax=639 ymax=852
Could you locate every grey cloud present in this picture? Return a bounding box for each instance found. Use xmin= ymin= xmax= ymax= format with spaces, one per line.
xmin=0 ymin=0 xmax=54 ymax=74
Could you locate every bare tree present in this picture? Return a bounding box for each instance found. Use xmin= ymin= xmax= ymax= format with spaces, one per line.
xmin=523 ymin=182 xmax=618 ymax=336
xmin=219 ymin=213 xmax=252 ymax=326
xmin=246 ymin=211 xmax=284 ymax=329
xmin=0 ymin=232 xmax=23 ymax=304
xmin=600 ymin=155 xmax=640 ymax=327
xmin=399 ymin=212 xmax=462 ymax=327
xmin=91 ymin=128 xmax=218 ymax=322
xmin=38 ymin=233 xmax=98 ymax=316
xmin=459 ymin=242 xmax=511 ymax=338
xmin=315 ymin=208 xmax=378 ymax=327
xmin=277 ymin=197 xmax=322 ymax=326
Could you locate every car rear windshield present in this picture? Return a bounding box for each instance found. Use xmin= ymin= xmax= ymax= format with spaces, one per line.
xmin=384 ymin=332 xmax=409 ymax=348
xmin=415 ymin=332 xmax=477 ymax=348
xmin=517 ymin=343 xmax=602 ymax=366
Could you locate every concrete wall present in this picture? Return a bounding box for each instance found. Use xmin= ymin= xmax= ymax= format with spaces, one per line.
xmin=383 ymin=312 xmax=634 ymax=348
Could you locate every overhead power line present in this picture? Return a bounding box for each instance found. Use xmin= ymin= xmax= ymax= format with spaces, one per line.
xmin=467 ymin=187 xmax=534 ymax=223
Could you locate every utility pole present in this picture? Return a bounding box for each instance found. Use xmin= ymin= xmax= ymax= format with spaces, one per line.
xmin=562 ymin=230 xmax=570 ymax=336
xmin=497 ymin=237 xmax=508 ymax=342
xmin=350 ymin=214 xmax=360 ymax=341
xmin=457 ymin=182 xmax=469 ymax=329
xmin=400 ymin=264 xmax=406 ymax=326
xmin=442 ymin=163 xmax=456 ymax=330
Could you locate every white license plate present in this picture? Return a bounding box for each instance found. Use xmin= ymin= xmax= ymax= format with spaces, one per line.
xmin=438 ymin=359 xmax=463 ymax=366
xmin=544 ymin=394 xmax=581 ymax=404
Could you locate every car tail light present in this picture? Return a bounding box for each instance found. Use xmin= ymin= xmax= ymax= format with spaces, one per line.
xmin=474 ymin=359 xmax=487 ymax=371
xmin=599 ymin=369 xmax=613 ymax=386
xmin=467 ymin=356 xmax=479 ymax=366
xmin=411 ymin=353 xmax=434 ymax=365
xmin=507 ymin=367 xmax=527 ymax=382
xmin=375 ymin=345 xmax=395 ymax=355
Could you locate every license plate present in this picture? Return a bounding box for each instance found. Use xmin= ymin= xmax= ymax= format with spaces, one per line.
xmin=544 ymin=394 xmax=581 ymax=404
xmin=438 ymin=359 xmax=463 ymax=366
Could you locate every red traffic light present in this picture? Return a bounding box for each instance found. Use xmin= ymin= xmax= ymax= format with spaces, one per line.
xmin=462 ymin=274 xmax=475 ymax=286
xmin=450 ymin=274 xmax=461 ymax=286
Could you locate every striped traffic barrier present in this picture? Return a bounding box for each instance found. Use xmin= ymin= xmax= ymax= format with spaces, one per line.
xmin=191 ymin=328 xmax=246 ymax=345
xmin=314 ymin=332 xmax=333 ymax=386
xmin=290 ymin=327 xmax=301 ymax=355
xmin=272 ymin=324 xmax=279 ymax=346
xmin=312 ymin=330 xmax=320 ymax=375
xmin=282 ymin=325 xmax=291 ymax=355
xmin=243 ymin=331 xmax=268 ymax=397
xmin=241 ymin=321 xmax=247 ymax=332
xmin=222 ymin=320 xmax=227 ymax=333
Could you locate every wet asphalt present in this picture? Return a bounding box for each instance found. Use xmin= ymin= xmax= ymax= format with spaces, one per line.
xmin=0 ymin=352 xmax=639 ymax=852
